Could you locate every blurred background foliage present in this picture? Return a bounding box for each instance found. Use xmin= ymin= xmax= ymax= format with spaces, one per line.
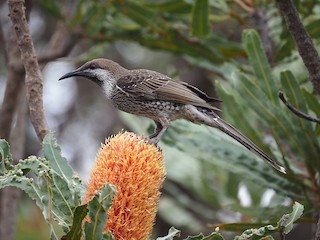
xmin=1 ymin=0 xmax=320 ymax=239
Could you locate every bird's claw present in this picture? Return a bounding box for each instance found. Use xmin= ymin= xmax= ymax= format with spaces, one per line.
xmin=145 ymin=136 xmax=160 ymax=146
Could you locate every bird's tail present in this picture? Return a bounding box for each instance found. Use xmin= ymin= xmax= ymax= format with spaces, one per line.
xmin=184 ymin=105 xmax=286 ymax=174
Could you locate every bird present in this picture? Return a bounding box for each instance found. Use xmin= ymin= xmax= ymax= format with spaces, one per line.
xmin=59 ymin=58 xmax=286 ymax=174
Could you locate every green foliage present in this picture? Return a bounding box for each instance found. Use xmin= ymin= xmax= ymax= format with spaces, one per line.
xmin=62 ymin=205 xmax=88 ymax=240
xmin=280 ymin=202 xmax=304 ymax=234
xmin=242 ymin=30 xmax=279 ymax=105
xmin=65 ymin=0 xmax=244 ymax=64
xmin=0 ymin=139 xmax=12 ymax=172
xmin=84 ymin=184 xmax=115 ymax=240
xmin=0 ymin=133 xmax=116 ymax=240
xmin=0 ymin=133 xmax=304 ymax=240
xmin=112 ymin=1 xmax=319 ymax=236
xmin=8 ymin=0 xmax=320 ymax=238
xmin=191 ymin=0 xmax=209 ymax=37
xmin=156 ymin=202 xmax=303 ymax=240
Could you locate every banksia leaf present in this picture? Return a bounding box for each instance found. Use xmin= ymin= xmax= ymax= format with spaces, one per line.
xmin=84 ymin=132 xmax=166 ymax=240
xmin=84 ymin=183 xmax=115 ymax=240
xmin=0 ymin=133 xmax=85 ymax=239
xmin=0 ymin=139 xmax=13 ymax=173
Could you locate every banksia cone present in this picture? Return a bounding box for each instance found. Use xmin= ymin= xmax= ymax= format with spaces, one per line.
xmin=84 ymin=132 xmax=166 ymax=240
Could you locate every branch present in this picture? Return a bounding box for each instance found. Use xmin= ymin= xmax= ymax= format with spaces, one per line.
xmin=38 ymin=23 xmax=79 ymax=64
xmin=7 ymin=24 xmax=79 ymax=72
xmin=0 ymin=27 xmax=24 ymax=141
xmin=0 ymin=87 xmax=26 ymax=240
xmin=276 ymin=0 xmax=320 ymax=94
xmin=8 ymin=0 xmax=48 ymax=141
xmin=278 ymin=91 xmax=320 ymax=124
xmin=0 ymin=2 xmax=31 ymax=239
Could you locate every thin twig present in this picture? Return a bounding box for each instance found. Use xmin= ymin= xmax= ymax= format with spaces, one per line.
xmin=276 ymin=0 xmax=320 ymax=94
xmin=38 ymin=23 xmax=79 ymax=65
xmin=278 ymin=91 xmax=320 ymax=124
xmin=8 ymin=0 xmax=48 ymax=141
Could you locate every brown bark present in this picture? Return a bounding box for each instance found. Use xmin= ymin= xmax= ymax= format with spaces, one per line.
xmin=0 ymin=87 xmax=27 ymax=240
xmin=0 ymin=40 xmax=24 ymax=140
xmin=8 ymin=0 xmax=48 ymax=141
xmin=0 ymin=10 xmax=25 ymax=240
xmin=276 ymin=0 xmax=320 ymax=94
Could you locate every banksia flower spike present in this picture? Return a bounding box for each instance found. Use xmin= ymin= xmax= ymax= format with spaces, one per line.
xmin=84 ymin=132 xmax=166 ymax=240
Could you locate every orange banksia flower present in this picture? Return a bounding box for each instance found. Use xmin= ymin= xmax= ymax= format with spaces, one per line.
xmin=84 ymin=132 xmax=166 ymax=240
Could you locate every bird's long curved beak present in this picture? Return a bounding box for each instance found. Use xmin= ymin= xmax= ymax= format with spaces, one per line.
xmin=59 ymin=69 xmax=87 ymax=81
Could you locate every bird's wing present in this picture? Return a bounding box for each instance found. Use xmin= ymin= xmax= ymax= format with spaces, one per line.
xmin=116 ymin=73 xmax=221 ymax=111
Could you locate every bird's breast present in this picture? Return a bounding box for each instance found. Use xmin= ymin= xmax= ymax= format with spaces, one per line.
xmin=110 ymin=93 xmax=183 ymax=121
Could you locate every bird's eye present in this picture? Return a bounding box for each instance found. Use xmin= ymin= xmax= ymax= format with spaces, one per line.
xmin=88 ymin=63 xmax=98 ymax=70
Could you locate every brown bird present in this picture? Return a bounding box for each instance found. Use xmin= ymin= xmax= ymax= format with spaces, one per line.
xmin=59 ymin=58 xmax=286 ymax=174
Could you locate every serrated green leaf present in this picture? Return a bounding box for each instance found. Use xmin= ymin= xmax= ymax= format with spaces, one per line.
xmin=191 ymin=0 xmax=209 ymax=37
xmin=279 ymin=202 xmax=304 ymax=234
xmin=43 ymin=132 xmax=85 ymax=224
xmin=43 ymin=132 xmax=74 ymax=181
xmin=84 ymin=183 xmax=116 ymax=240
xmin=0 ymin=174 xmax=42 ymax=208
xmin=62 ymin=204 xmax=88 ymax=240
xmin=49 ymin=174 xmax=75 ymax=222
xmin=0 ymin=133 xmax=86 ymax=238
xmin=0 ymin=172 xmax=65 ymax=238
xmin=0 ymin=139 xmax=12 ymax=173
xmin=242 ymin=29 xmax=278 ymax=105
xmin=156 ymin=227 xmax=181 ymax=240
xmin=234 ymin=224 xmax=277 ymax=240
xmin=184 ymin=232 xmax=224 ymax=240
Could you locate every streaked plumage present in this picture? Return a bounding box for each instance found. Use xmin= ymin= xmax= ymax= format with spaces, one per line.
xmin=59 ymin=58 xmax=286 ymax=174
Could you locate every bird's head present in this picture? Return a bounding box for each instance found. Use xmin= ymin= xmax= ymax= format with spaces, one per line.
xmin=59 ymin=58 xmax=129 ymax=87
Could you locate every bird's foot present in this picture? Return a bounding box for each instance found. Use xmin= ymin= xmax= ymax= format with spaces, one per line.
xmin=145 ymin=136 xmax=160 ymax=145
